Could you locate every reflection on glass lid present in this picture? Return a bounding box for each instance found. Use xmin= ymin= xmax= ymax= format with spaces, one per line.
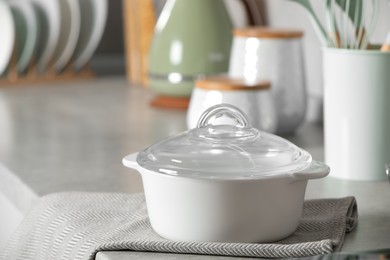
xmin=137 ymin=104 xmax=312 ymax=179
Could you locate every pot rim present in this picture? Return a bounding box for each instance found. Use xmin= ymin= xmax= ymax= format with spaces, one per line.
xmin=123 ymin=153 xmax=329 ymax=182
xmin=139 ymin=164 xmax=301 ymax=181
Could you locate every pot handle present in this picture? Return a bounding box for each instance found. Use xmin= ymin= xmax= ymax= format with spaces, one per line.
xmin=122 ymin=153 xmax=140 ymax=171
xmin=292 ymin=160 xmax=330 ymax=180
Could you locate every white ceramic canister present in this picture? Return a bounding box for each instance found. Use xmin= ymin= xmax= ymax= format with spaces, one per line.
xmin=228 ymin=27 xmax=306 ymax=135
xmin=187 ymin=75 xmax=276 ymax=132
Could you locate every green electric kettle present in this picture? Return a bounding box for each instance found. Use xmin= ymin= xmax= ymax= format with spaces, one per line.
xmin=148 ymin=0 xmax=233 ymax=98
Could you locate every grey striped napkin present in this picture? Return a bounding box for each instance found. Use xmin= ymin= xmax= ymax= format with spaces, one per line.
xmin=0 ymin=192 xmax=357 ymax=260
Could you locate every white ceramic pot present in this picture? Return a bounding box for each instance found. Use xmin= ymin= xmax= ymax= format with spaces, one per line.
xmin=228 ymin=27 xmax=306 ymax=135
xmin=123 ymin=104 xmax=329 ymax=243
xmin=187 ymin=75 xmax=276 ymax=132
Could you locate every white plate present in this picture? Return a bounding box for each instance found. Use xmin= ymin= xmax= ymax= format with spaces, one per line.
xmin=30 ymin=0 xmax=61 ymax=72
xmin=72 ymin=0 xmax=108 ymax=71
xmin=8 ymin=0 xmax=39 ymax=74
xmin=0 ymin=1 xmax=15 ymax=75
xmin=53 ymin=0 xmax=81 ymax=72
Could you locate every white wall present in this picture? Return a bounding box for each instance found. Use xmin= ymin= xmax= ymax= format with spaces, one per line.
xmin=263 ymin=0 xmax=389 ymax=121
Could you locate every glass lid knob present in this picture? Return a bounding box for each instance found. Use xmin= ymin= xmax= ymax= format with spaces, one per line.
xmin=192 ymin=104 xmax=260 ymax=142
xmin=197 ymin=104 xmax=250 ymax=129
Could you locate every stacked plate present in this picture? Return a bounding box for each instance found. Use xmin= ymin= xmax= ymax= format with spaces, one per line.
xmin=0 ymin=0 xmax=108 ymax=76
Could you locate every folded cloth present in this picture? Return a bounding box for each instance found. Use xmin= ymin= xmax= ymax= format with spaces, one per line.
xmin=0 ymin=192 xmax=358 ymax=260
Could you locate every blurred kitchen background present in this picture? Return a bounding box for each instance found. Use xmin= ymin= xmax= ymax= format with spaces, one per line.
xmin=1 ymin=0 xmax=389 ymax=122
xmin=97 ymin=0 xmax=389 ymax=122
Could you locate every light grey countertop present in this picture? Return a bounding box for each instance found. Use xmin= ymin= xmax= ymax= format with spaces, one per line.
xmin=0 ymin=76 xmax=389 ymax=259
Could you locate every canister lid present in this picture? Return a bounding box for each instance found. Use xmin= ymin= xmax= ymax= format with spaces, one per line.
xmin=136 ymin=104 xmax=312 ymax=180
xmin=195 ymin=75 xmax=270 ymax=91
xmin=233 ymin=27 xmax=304 ymax=39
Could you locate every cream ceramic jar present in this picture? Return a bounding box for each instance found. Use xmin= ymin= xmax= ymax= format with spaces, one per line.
xmin=229 ymin=27 xmax=306 ymax=135
xmin=187 ymin=75 xmax=276 ymax=132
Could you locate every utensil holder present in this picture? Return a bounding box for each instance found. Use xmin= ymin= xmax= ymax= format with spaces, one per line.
xmin=323 ymin=47 xmax=390 ymax=180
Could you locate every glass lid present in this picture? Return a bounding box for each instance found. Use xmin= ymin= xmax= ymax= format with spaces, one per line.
xmin=137 ymin=104 xmax=312 ymax=179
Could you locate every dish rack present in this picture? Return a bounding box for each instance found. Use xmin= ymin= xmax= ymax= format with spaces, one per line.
xmin=0 ymin=63 xmax=95 ymax=87
xmin=0 ymin=0 xmax=108 ymax=87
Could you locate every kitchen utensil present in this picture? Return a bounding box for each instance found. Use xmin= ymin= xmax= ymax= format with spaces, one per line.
xmin=359 ymin=0 xmax=378 ymax=50
xmin=228 ymin=27 xmax=307 ymax=135
xmin=335 ymin=0 xmax=363 ymax=28
xmin=341 ymin=0 xmax=351 ymax=49
xmin=353 ymin=0 xmax=366 ymax=49
xmin=0 ymin=0 xmax=15 ymax=76
xmin=187 ymin=75 xmax=276 ymax=132
xmin=345 ymin=0 xmax=377 ymax=50
xmin=325 ymin=0 xmax=339 ymax=48
xmin=328 ymin=0 xmax=377 ymax=50
xmin=327 ymin=0 xmax=366 ymax=49
xmin=148 ymin=0 xmax=232 ymax=97
xmin=335 ymin=0 xmax=364 ymax=48
xmin=288 ymin=0 xmax=327 ymax=45
xmin=323 ymin=47 xmax=390 ymax=180
xmin=123 ymin=104 xmax=330 ymax=243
